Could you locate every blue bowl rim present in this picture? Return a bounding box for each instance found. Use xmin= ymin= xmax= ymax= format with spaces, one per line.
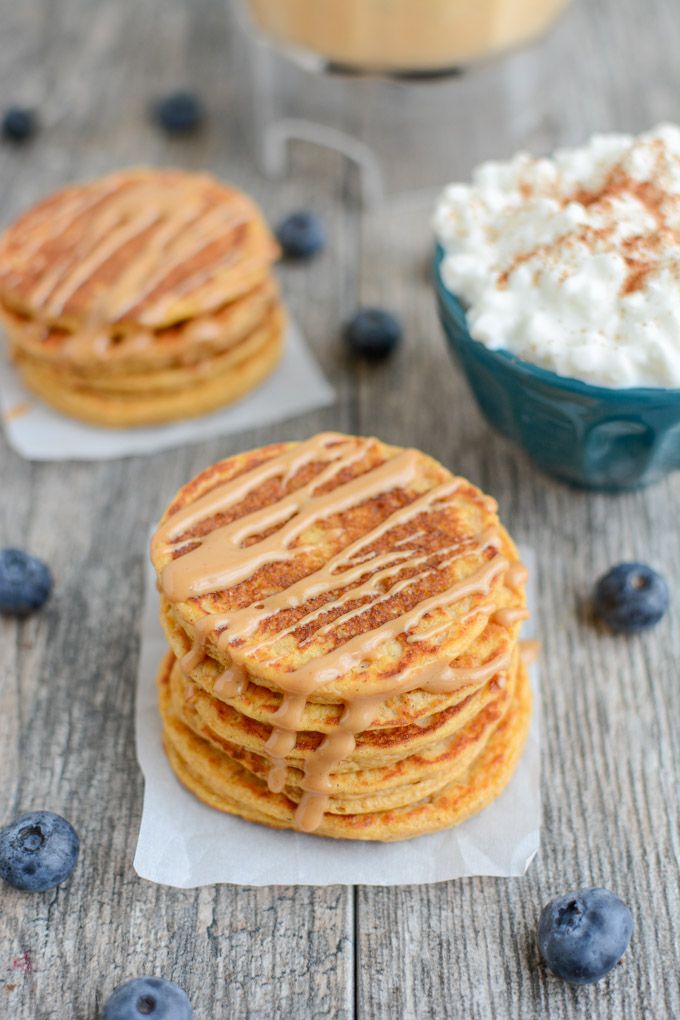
xmin=433 ymin=245 xmax=680 ymax=401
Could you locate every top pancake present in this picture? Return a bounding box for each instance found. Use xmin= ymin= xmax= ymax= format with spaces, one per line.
xmin=151 ymin=433 xmax=523 ymax=703
xmin=0 ymin=168 xmax=279 ymax=331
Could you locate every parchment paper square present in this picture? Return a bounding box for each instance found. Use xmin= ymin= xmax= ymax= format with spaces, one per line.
xmin=0 ymin=320 xmax=334 ymax=461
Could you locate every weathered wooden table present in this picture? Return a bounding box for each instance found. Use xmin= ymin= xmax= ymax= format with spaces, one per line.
xmin=1 ymin=0 xmax=678 ymax=1016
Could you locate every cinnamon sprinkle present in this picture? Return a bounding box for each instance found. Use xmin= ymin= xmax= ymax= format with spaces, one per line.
xmin=497 ymin=153 xmax=680 ymax=297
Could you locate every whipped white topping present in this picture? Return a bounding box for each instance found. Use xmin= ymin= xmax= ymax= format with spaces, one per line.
xmin=434 ymin=125 xmax=680 ymax=388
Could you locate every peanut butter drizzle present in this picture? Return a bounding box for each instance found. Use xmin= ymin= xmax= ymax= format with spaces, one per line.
xmin=155 ymin=434 xmax=527 ymax=833
xmin=520 ymin=639 xmax=541 ymax=666
xmin=505 ymin=562 xmax=529 ymax=593
xmin=161 ymin=448 xmax=422 ymax=601
xmin=213 ymin=663 xmax=249 ymax=700
xmin=48 ymin=283 xmax=276 ymax=362
xmin=11 ymin=172 xmax=268 ymax=327
xmin=491 ymin=607 xmax=530 ymax=628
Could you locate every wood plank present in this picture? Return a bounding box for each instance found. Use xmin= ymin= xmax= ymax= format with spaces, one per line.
xmin=0 ymin=0 xmax=356 ymax=1016
xmin=356 ymin=0 xmax=680 ymax=1015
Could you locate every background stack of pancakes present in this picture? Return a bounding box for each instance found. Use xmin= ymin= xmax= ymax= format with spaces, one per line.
xmin=0 ymin=169 xmax=282 ymax=427
xmin=150 ymin=432 xmax=533 ymax=842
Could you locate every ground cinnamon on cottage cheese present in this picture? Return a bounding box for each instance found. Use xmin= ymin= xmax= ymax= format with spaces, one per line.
xmin=434 ymin=125 xmax=680 ymax=388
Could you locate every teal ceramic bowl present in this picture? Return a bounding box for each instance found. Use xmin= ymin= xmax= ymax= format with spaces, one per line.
xmin=434 ymin=248 xmax=680 ymax=491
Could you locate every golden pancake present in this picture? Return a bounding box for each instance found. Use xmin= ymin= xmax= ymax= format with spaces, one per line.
xmin=150 ymin=433 xmax=531 ymax=837
xmin=159 ymin=585 xmax=522 ymax=733
xmin=0 ymin=168 xmax=285 ymax=427
xmin=12 ymin=305 xmax=282 ymax=395
xmin=159 ymin=653 xmax=532 ymax=841
xmin=165 ymin=654 xmax=517 ymax=814
xmin=16 ymin=322 xmax=283 ymax=427
xmin=169 ymin=647 xmax=516 ymax=772
xmin=0 ymin=168 xmax=279 ymax=331
xmin=0 ymin=277 xmax=279 ymax=375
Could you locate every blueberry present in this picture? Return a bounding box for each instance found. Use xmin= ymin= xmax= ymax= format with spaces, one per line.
xmin=0 ymin=547 xmax=52 ymax=617
xmin=1 ymin=107 xmax=37 ymax=143
xmin=103 ymin=978 xmax=192 ymax=1019
xmin=344 ymin=307 xmax=402 ymax=360
xmin=276 ymin=211 xmax=326 ymax=259
xmin=0 ymin=812 xmax=79 ymax=892
xmin=593 ymin=562 xmax=668 ymax=633
xmin=538 ymin=887 xmax=633 ymax=985
xmin=152 ymin=92 xmax=205 ymax=135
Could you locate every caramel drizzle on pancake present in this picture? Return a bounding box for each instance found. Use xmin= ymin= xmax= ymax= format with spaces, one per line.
xmin=153 ymin=434 xmax=524 ymax=832
xmin=0 ymin=171 xmax=276 ymax=328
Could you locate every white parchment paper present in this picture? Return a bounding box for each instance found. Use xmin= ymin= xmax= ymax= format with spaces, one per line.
xmin=134 ymin=547 xmax=540 ymax=887
xmin=0 ymin=320 xmax=334 ymax=461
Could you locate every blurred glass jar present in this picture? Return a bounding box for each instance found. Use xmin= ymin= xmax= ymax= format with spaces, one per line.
xmin=231 ymin=0 xmax=572 ymax=201
xmin=242 ymin=0 xmax=570 ymax=74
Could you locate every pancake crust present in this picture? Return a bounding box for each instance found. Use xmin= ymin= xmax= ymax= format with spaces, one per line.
xmin=150 ymin=433 xmax=532 ymax=839
xmin=13 ymin=305 xmax=283 ymax=395
xmin=169 ymin=648 xmax=516 ymax=771
xmin=16 ymin=321 xmax=283 ymax=427
xmin=0 ymin=277 xmax=279 ymax=374
xmin=159 ymin=593 xmax=521 ymax=731
xmin=0 ymin=168 xmax=280 ymax=330
xmin=159 ymin=653 xmax=532 ymax=841
xmin=167 ymin=649 xmax=518 ymax=803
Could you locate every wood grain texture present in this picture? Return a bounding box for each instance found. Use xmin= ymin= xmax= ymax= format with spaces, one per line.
xmin=0 ymin=0 xmax=678 ymax=1017
xmin=355 ymin=1 xmax=680 ymax=1016
xmin=0 ymin=2 xmax=357 ymax=1018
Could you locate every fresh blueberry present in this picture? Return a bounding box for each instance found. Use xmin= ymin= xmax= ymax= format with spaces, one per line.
xmin=0 ymin=547 xmax=52 ymax=617
xmin=344 ymin=307 xmax=402 ymax=360
xmin=103 ymin=978 xmax=192 ymax=1019
xmin=1 ymin=107 xmax=37 ymax=143
xmin=538 ymin=887 xmax=633 ymax=985
xmin=276 ymin=211 xmax=326 ymax=259
xmin=152 ymin=92 xmax=205 ymax=135
xmin=0 ymin=812 xmax=79 ymax=892
xmin=593 ymin=562 xmax=668 ymax=633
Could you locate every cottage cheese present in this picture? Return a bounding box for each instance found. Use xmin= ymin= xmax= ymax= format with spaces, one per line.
xmin=434 ymin=125 xmax=680 ymax=388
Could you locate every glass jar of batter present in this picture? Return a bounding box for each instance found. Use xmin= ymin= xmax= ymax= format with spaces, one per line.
xmin=231 ymin=0 xmax=572 ymax=200
xmin=243 ymin=0 xmax=569 ymax=74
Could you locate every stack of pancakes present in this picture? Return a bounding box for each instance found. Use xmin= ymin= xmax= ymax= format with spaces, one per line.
xmin=150 ymin=432 xmax=532 ymax=842
xmin=0 ymin=169 xmax=282 ymax=427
